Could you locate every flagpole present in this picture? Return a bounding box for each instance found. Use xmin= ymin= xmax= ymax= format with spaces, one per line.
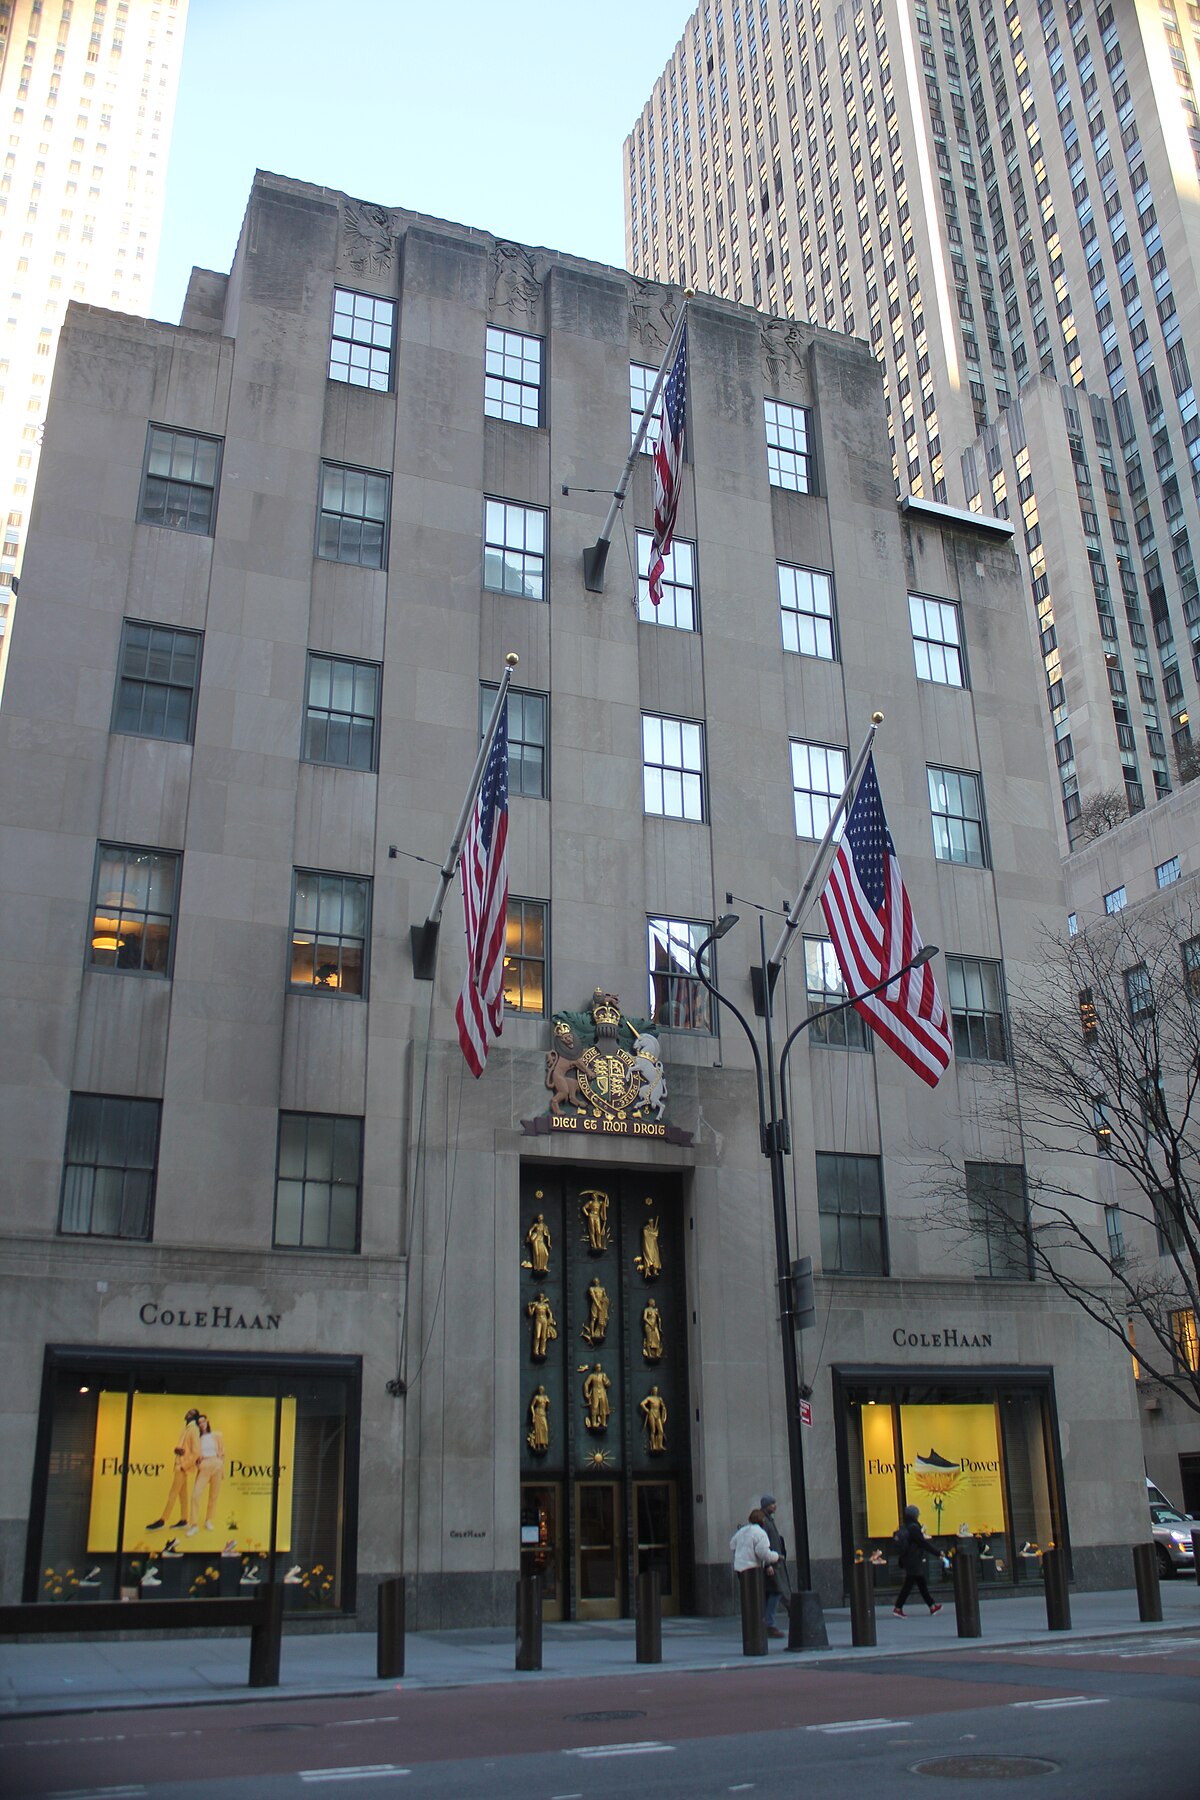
xmin=763 ymin=711 xmax=884 ymax=990
xmin=582 ymin=298 xmax=689 ymax=593
xmin=410 ymin=653 xmax=518 ymax=980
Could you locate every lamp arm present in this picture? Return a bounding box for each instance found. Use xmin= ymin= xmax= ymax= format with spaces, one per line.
xmin=777 ymin=949 xmax=937 ymax=1117
xmin=693 ymin=931 xmax=768 ymax=1136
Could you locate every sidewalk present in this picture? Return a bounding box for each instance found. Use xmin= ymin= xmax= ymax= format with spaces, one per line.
xmin=2 ymin=1583 xmax=1197 ymax=1718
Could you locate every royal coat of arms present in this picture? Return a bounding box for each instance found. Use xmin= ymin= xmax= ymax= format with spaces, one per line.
xmin=521 ymin=989 xmax=692 ymax=1144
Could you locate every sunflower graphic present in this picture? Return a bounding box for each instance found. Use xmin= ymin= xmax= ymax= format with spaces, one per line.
xmin=911 ymin=1447 xmax=963 ymax=1533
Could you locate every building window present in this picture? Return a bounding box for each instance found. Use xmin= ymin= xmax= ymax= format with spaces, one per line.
xmin=1171 ymin=1307 xmax=1199 ymax=1373
xmin=112 ymin=620 xmax=201 ymax=742
xmin=317 ymin=464 xmax=389 ymax=569
xmin=637 ymin=532 xmax=697 ymax=629
xmin=328 ymin=287 xmax=394 ymax=391
xmin=765 ymin=397 xmax=814 ymax=490
xmin=928 ymin=765 xmax=988 ymax=866
xmin=1067 ymin=911 xmax=1078 ymax=937
xmin=303 ymin=654 xmax=379 ymax=771
xmin=483 ymin=498 xmax=546 ymax=599
xmin=817 ymin=1151 xmax=887 ymax=1274
xmin=1183 ymin=936 xmax=1200 ymax=998
xmin=909 ymin=592 xmax=966 ymax=686
xmin=805 ymin=937 xmax=868 ymax=1049
xmin=504 ymin=897 xmax=547 ymax=1015
xmin=966 ymin=1161 xmax=1031 ymax=1279
xmin=642 ymin=714 xmax=705 ymax=820
xmin=89 ymin=845 xmax=178 ymax=975
xmin=1104 ymin=1202 xmax=1124 ymax=1261
xmin=138 ymin=424 xmax=220 ymax=535
xmin=946 ymin=955 xmax=1008 ymax=1061
xmin=1094 ymin=1097 xmax=1114 ymax=1154
xmin=630 ymin=361 xmax=664 ymax=448
xmin=289 ymin=871 xmax=370 ymax=996
xmin=484 ymin=325 xmax=542 ymax=426
xmin=1124 ymin=962 xmax=1154 ymax=1022
xmin=779 ymin=564 xmax=836 ymax=658
xmin=1156 ymin=1189 xmax=1186 ymax=1256
xmin=648 ymin=916 xmax=713 ymax=1032
xmin=1103 ymin=884 xmax=1126 ymax=914
xmin=791 ymin=740 xmax=847 ymax=839
xmin=58 ymin=1093 xmax=160 ymax=1240
xmin=1156 ymin=855 xmax=1181 ymax=888
xmin=274 ymin=1112 xmax=362 ymax=1252
xmin=481 ymin=682 xmax=547 ymax=798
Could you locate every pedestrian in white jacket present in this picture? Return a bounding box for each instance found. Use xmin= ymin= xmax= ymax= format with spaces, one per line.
xmin=730 ymin=1507 xmax=780 ymax=1573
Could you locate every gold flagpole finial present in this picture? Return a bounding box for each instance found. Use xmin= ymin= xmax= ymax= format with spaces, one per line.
xmin=871 ymin=711 xmax=884 ymax=724
xmin=505 ymin=652 xmax=520 ymax=669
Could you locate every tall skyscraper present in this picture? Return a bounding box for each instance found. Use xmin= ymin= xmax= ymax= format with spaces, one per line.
xmin=0 ymin=0 xmax=188 ymax=693
xmin=626 ymin=1 xmax=1200 ymax=844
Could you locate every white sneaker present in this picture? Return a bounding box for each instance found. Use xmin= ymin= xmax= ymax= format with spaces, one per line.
xmin=221 ymin=1539 xmax=238 ymax=1557
xmin=140 ymin=1566 xmax=161 ymax=1588
xmin=185 ymin=1525 xmax=198 ymax=1537
xmin=204 ymin=1521 xmax=215 ymax=1531
xmin=284 ymin=1564 xmax=303 ymax=1585
xmin=78 ymin=1566 xmax=102 ymax=1587
xmin=240 ymin=1563 xmax=260 ymax=1585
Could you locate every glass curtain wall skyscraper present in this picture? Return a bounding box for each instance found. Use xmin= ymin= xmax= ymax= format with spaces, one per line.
xmin=626 ymin=1 xmax=1200 ymax=843
xmin=0 ymin=0 xmax=188 ymax=696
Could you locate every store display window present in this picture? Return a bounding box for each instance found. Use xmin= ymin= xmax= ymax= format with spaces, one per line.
xmin=834 ymin=1373 xmax=1066 ymax=1595
xmin=24 ymin=1348 xmax=360 ymax=1611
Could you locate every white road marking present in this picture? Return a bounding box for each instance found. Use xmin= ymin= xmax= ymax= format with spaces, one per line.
xmin=807 ymin=1718 xmax=910 ymax=1734
xmin=299 ymin=1767 xmax=411 ymax=1783
xmin=1009 ymin=1696 xmax=1109 ymax=1710
xmin=566 ymin=1740 xmax=676 ymax=1758
xmin=47 ymin=1789 xmax=144 ymax=1800
xmin=339 ymin=1716 xmax=402 ymax=1726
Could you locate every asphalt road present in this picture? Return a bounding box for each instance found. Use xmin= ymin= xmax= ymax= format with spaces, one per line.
xmin=1 ymin=1632 xmax=1197 ymax=1799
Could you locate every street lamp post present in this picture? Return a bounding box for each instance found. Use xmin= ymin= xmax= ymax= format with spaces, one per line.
xmin=695 ymin=912 xmax=937 ymax=1651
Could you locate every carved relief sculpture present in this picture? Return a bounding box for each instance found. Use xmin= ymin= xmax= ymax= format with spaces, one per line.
xmin=635 ymin=1214 xmax=662 ymax=1280
xmin=491 ymin=240 xmax=543 ymax=318
xmin=583 ymin=1363 xmax=611 ymax=1432
xmin=523 ymin=1210 xmax=551 ymax=1275
xmin=641 ymin=1299 xmax=663 ymax=1363
xmin=342 ymin=200 xmax=396 ymax=276
xmin=580 ymin=1189 xmax=611 ymax=1253
xmin=581 ymin=1277 xmax=610 ymax=1346
xmin=526 ymin=1292 xmax=557 ymax=1361
xmin=527 ymin=1386 xmax=551 ymax=1453
xmin=640 ymin=1386 xmax=668 ymax=1453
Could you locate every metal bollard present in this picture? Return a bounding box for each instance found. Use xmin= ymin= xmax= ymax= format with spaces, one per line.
xmin=1192 ymin=1530 xmax=1200 ymax=1586
xmin=1041 ymin=1547 xmax=1071 ymax=1632
xmin=1132 ymin=1543 xmax=1162 ymax=1623
xmin=952 ymin=1551 xmax=982 ymax=1639
xmin=849 ymin=1559 xmax=876 ymax=1648
xmin=738 ymin=1566 xmax=768 ymax=1656
xmin=636 ymin=1568 xmax=662 ymax=1664
xmin=515 ymin=1573 xmax=543 ymax=1671
xmin=376 ymin=1575 xmax=406 ymax=1679
xmin=248 ymin=1582 xmax=284 ymax=1688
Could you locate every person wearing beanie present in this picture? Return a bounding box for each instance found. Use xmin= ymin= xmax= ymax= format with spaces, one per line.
xmin=892 ymin=1502 xmax=943 ymax=1618
xmin=759 ymin=1495 xmax=792 ymax=1638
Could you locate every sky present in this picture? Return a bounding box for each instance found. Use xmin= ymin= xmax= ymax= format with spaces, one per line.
xmin=150 ymin=0 xmax=693 ymax=324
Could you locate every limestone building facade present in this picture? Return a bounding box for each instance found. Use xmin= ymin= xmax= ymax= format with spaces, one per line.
xmin=0 ymin=171 xmax=1148 ymax=1624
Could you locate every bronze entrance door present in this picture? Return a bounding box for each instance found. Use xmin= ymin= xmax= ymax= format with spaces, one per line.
xmin=518 ymin=1164 xmax=690 ymax=1619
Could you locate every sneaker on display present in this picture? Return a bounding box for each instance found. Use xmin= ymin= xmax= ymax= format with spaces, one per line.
xmin=185 ymin=1525 xmax=198 ymax=1537
xmin=145 ymin=1519 xmax=165 ymax=1530
xmin=161 ymin=1539 xmax=181 ymax=1558
xmin=240 ymin=1563 xmax=261 ymax=1585
xmin=222 ymin=1540 xmax=239 ymax=1557
xmin=140 ymin=1566 xmax=161 ymax=1588
xmin=284 ymin=1565 xmax=303 ymax=1585
xmin=78 ymin=1567 xmax=102 ymax=1587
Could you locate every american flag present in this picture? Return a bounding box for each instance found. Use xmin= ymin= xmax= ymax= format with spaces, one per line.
xmin=648 ymin=323 xmax=688 ymax=607
xmin=455 ymin=708 xmax=510 ymax=1078
xmin=820 ymin=754 xmax=952 ymax=1087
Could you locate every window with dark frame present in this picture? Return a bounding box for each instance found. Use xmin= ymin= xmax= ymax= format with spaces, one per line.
xmin=274 ymin=1112 xmax=362 ymax=1252
xmin=637 ymin=531 xmax=697 ymax=629
xmin=648 ymin=916 xmax=713 ymax=1032
xmin=764 ymin=396 xmax=815 ymax=490
xmin=642 ymin=713 xmax=705 ymax=820
xmin=946 ymin=955 xmax=1008 ymax=1061
xmin=1103 ymin=884 xmax=1127 ymax=914
xmin=58 ymin=1093 xmax=160 ymax=1240
xmin=629 ymin=361 xmax=665 ymax=448
xmin=909 ymin=591 xmax=966 ymax=685
xmin=1171 ymin=1306 xmax=1199 ymax=1372
xmin=303 ymin=654 xmax=380 ymax=771
xmin=1124 ymin=962 xmax=1154 ymax=1022
xmin=503 ymin=897 xmax=547 ymax=1016
xmin=483 ymin=498 xmax=546 ymax=599
xmin=317 ymin=464 xmax=389 ymax=568
xmin=804 ymin=936 xmax=868 ymax=1049
xmin=138 ymin=425 xmax=220 ymax=535
xmin=328 ymin=288 xmax=395 ymax=391
xmin=1104 ymin=1201 xmax=1124 ymax=1260
xmin=779 ymin=563 xmax=836 ymax=658
xmin=1183 ymin=936 xmax=1200 ymax=998
xmin=289 ymin=870 xmax=370 ymax=996
xmin=484 ymin=325 xmax=543 ymax=426
xmin=817 ymin=1151 xmax=887 ymax=1274
xmin=928 ymin=764 xmax=988 ymax=866
xmin=1155 ymin=1188 xmax=1186 ymax=1255
xmin=966 ymin=1161 xmax=1032 ymax=1279
xmin=89 ymin=844 xmax=179 ymax=975
xmin=480 ymin=682 xmax=548 ymax=799
xmin=113 ymin=621 xmax=202 ymax=742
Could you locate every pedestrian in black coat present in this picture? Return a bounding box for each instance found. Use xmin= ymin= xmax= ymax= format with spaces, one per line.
xmin=892 ymin=1504 xmax=944 ymax=1617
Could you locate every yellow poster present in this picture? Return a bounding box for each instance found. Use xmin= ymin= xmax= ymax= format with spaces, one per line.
xmin=87 ymin=1392 xmax=296 ymax=1554
xmin=862 ymin=1402 xmax=1005 ymax=1538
